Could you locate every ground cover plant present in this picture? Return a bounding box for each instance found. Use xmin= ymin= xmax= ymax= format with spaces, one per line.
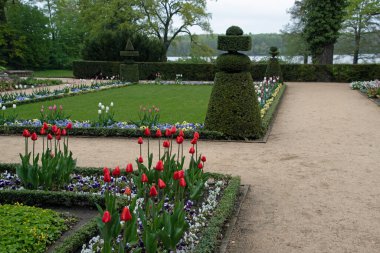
xmin=33 ymin=70 xmax=74 ymax=78
xmin=0 ymin=203 xmax=74 ymax=253
xmin=0 ymin=126 xmax=240 ymax=252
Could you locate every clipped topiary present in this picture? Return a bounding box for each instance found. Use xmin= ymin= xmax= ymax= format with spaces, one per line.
xmin=205 ymin=26 xmax=262 ymax=139
xmin=265 ymin=46 xmax=283 ymax=82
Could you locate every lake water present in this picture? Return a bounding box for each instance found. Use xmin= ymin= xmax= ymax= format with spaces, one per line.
xmin=168 ymin=54 xmax=380 ymax=64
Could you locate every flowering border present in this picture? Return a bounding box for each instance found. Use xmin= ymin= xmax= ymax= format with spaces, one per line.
xmin=0 ymin=163 xmax=240 ymax=253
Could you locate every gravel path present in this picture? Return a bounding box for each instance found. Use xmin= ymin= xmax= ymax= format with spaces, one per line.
xmin=0 ymin=82 xmax=379 ymax=252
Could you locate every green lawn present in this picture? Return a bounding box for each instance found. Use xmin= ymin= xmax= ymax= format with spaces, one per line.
xmin=13 ymin=85 xmax=213 ymax=123
xmin=33 ymin=69 xmax=74 ymax=78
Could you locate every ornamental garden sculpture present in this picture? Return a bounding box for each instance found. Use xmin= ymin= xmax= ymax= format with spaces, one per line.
xmin=120 ymin=39 xmax=139 ymax=82
xmin=265 ymin=46 xmax=283 ymax=82
xmin=205 ymin=26 xmax=262 ymax=139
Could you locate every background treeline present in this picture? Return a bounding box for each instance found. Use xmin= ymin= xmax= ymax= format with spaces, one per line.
xmin=167 ymin=32 xmax=380 ymax=57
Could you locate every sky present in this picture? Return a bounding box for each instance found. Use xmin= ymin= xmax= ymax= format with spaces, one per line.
xmin=189 ymin=0 xmax=296 ymax=34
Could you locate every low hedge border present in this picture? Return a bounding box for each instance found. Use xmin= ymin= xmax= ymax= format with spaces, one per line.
xmin=1 ymin=82 xmax=134 ymax=108
xmin=194 ymin=176 xmax=241 ymax=253
xmin=261 ymin=83 xmax=287 ymax=132
xmin=0 ymin=163 xmax=241 ymax=253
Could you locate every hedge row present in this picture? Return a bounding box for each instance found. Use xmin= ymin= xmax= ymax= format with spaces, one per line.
xmin=73 ymin=61 xmax=380 ymax=82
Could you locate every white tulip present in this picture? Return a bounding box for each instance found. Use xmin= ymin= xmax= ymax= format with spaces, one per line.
xmin=15 ymin=85 xmax=18 ymax=89
xmin=98 ymin=102 xmax=102 ymax=108
xmin=13 ymin=104 xmax=16 ymax=109
xmin=258 ymin=97 xmax=262 ymax=103
xmin=106 ymin=106 xmax=109 ymax=112
xmin=2 ymin=106 xmax=5 ymax=110
xmin=101 ymin=105 xmax=105 ymax=110
xmin=110 ymin=102 xmax=114 ymax=107
xmin=98 ymin=109 xmax=102 ymax=114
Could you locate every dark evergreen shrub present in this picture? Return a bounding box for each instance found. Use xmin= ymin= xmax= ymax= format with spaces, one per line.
xmin=265 ymin=47 xmax=283 ymax=81
xmin=205 ymin=26 xmax=262 ymax=139
xmin=226 ymin=26 xmax=243 ymax=35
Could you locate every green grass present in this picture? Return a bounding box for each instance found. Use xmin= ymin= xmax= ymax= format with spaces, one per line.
xmin=33 ymin=70 xmax=73 ymax=78
xmin=12 ymin=85 xmax=213 ymax=123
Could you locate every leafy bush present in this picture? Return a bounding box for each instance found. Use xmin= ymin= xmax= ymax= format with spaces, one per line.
xmin=0 ymin=203 xmax=69 ymax=253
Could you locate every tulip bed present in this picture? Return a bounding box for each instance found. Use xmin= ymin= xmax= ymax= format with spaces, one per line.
xmin=350 ymin=80 xmax=380 ymax=103
xmin=0 ymin=81 xmax=286 ymax=140
xmin=0 ymin=127 xmax=240 ymax=252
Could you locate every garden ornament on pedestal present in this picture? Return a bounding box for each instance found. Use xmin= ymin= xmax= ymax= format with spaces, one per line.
xmin=120 ymin=39 xmax=139 ymax=83
xmin=205 ymin=26 xmax=262 ymax=139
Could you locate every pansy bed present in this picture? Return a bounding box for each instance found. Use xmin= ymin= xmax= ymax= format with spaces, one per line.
xmin=0 ymin=127 xmax=240 ymax=253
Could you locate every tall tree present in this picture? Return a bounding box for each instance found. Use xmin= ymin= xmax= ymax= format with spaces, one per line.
xmin=301 ymin=0 xmax=348 ymax=64
xmin=137 ymin=0 xmax=212 ymax=61
xmin=342 ymin=0 xmax=380 ymax=64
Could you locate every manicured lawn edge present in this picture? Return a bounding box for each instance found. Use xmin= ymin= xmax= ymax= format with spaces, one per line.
xmin=262 ymin=83 xmax=287 ymax=131
xmin=0 ymin=163 xmax=241 ymax=252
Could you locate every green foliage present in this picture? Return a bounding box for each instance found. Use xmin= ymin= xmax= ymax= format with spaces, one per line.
xmin=82 ymin=30 xmax=163 ymax=62
xmin=132 ymin=105 xmax=160 ymax=128
xmin=120 ymin=63 xmax=139 ymax=82
xmin=73 ymin=61 xmax=120 ymax=79
xmin=265 ymin=58 xmax=283 ymax=81
xmin=17 ymin=144 xmax=76 ymax=190
xmin=216 ymin=53 xmax=251 ymax=73
xmin=226 ymin=26 xmax=244 ymax=36
xmin=33 ymin=70 xmax=74 ymax=78
xmin=0 ymin=203 xmax=69 ymax=253
xmin=217 ymin=36 xmax=252 ymax=52
xmin=0 ymin=24 xmax=27 ymax=67
xmin=261 ymin=84 xmax=286 ymax=132
xmin=6 ymin=3 xmax=51 ymax=69
xmin=301 ymin=0 xmax=348 ymax=63
xmin=205 ymin=72 xmax=263 ymax=139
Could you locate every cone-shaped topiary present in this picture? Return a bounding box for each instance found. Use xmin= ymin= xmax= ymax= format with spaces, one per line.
xmin=205 ymin=26 xmax=262 ymax=139
xmin=265 ymin=46 xmax=283 ymax=82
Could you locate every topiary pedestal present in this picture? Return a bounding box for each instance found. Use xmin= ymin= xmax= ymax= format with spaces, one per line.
xmin=205 ymin=26 xmax=262 ymax=139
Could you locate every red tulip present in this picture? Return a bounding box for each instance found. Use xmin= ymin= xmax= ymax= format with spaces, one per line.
xmin=138 ymin=156 xmax=144 ymax=163
xmin=141 ymin=173 xmax=148 ymax=183
xmin=201 ymin=155 xmax=207 ymax=162
xmin=194 ymin=132 xmax=199 ymax=140
xmin=149 ymin=185 xmax=158 ymax=197
xmin=163 ymin=140 xmax=170 ymax=148
xmin=55 ymin=134 xmax=61 ymax=141
xmin=174 ymin=170 xmax=185 ymax=180
xmin=198 ymin=162 xmax=203 ymax=169
xmin=155 ymin=160 xmax=164 ymax=171
xmin=189 ymin=146 xmax=195 ymax=154
xmin=155 ymin=129 xmax=162 ymax=138
xmin=22 ymin=129 xmax=31 ymax=138
xmin=137 ymin=137 xmax=143 ymax=145
xmin=55 ymin=128 xmax=61 ymax=136
xmin=179 ymin=129 xmax=184 ymax=137
xmin=112 ymin=166 xmax=121 ymax=177
xmin=66 ymin=122 xmax=72 ymax=129
xmin=47 ymin=134 xmax=53 ymax=140
xmin=190 ymin=138 xmax=197 ymax=145
xmin=40 ymin=127 xmax=46 ymax=135
xmin=144 ymin=128 xmax=151 ymax=137
xmin=170 ymin=125 xmax=177 ymax=135
xmin=31 ymin=132 xmax=38 ymax=141
xmin=61 ymin=129 xmax=67 ymax=136
xmin=102 ymin=211 xmax=111 ymax=223
xmin=104 ymin=167 xmax=111 ymax=183
xmin=125 ymin=163 xmax=133 ymax=173
xmin=121 ymin=206 xmax=132 ymax=221
xmin=158 ymin=179 xmax=166 ymax=189
xmin=43 ymin=122 xmax=49 ymax=130
xmin=176 ymin=136 xmax=184 ymax=144
xmin=52 ymin=125 xmax=58 ymax=134
xmin=179 ymin=177 xmax=186 ymax=188
xmin=165 ymin=128 xmax=171 ymax=137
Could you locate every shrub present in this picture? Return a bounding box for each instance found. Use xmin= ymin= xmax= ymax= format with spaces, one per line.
xmin=205 ymin=26 xmax=262 ymax=139
xmin=265 ymin=47 xmax=283 ymax=81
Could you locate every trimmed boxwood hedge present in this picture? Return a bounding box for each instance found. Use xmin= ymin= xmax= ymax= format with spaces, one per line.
xmin=73 ymin=61 xmax=380 ymax=82
xmin=217 ymin=36 xmax=252 ymax=52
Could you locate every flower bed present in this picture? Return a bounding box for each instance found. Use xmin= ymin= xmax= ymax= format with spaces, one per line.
xmin=350 ymin=80 xmax=380 ymax=106
xmin=0 ymin=83 xmax=286 ymax=140
xmin=0 ymin=128 xmax=240 ymax=252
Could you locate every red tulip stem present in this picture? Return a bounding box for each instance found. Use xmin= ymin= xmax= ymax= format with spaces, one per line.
xmin=50 ymin=139 xmax=52 ymax=150
xmin=32 ymin=141 xmax=35 ymax=159
xmin=158 ymin=138 xmax=161 ymax=158
xmin=67 ymin=132 xmax=69 ymax=149
xmin=58 ymin=141 xmax=61 ymax=152
xmin=196 ymin=143 xmax=198 ymax=159
xmin=181 ymin=143 xmax=183 ymax=158
xmin=24 ymin=138 xmax=28 ymax=155
xmin=42 ymin=137 xmax=45 ymax=153
xmin=139 ymin=144 xmax=142 ymax=157
xmin=147 ymin=138 xmax=150 ymax=160
xmin=170 ymin=136 xmax=173 ymax=155
xmin=177 ymin=144 xmax=180 ymax=163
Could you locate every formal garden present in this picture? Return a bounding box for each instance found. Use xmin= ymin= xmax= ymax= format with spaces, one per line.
xmin=1 ymin=0 xmax=379 ymax=251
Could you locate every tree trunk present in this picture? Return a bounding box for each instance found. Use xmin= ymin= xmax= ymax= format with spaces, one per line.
xmin=313 ymin=43 xmax=334 ymax=64
xmin=303 ymin=53 xmax=308 ymax=64
xmin=353 ymin=29 xmax=361 ymax=64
